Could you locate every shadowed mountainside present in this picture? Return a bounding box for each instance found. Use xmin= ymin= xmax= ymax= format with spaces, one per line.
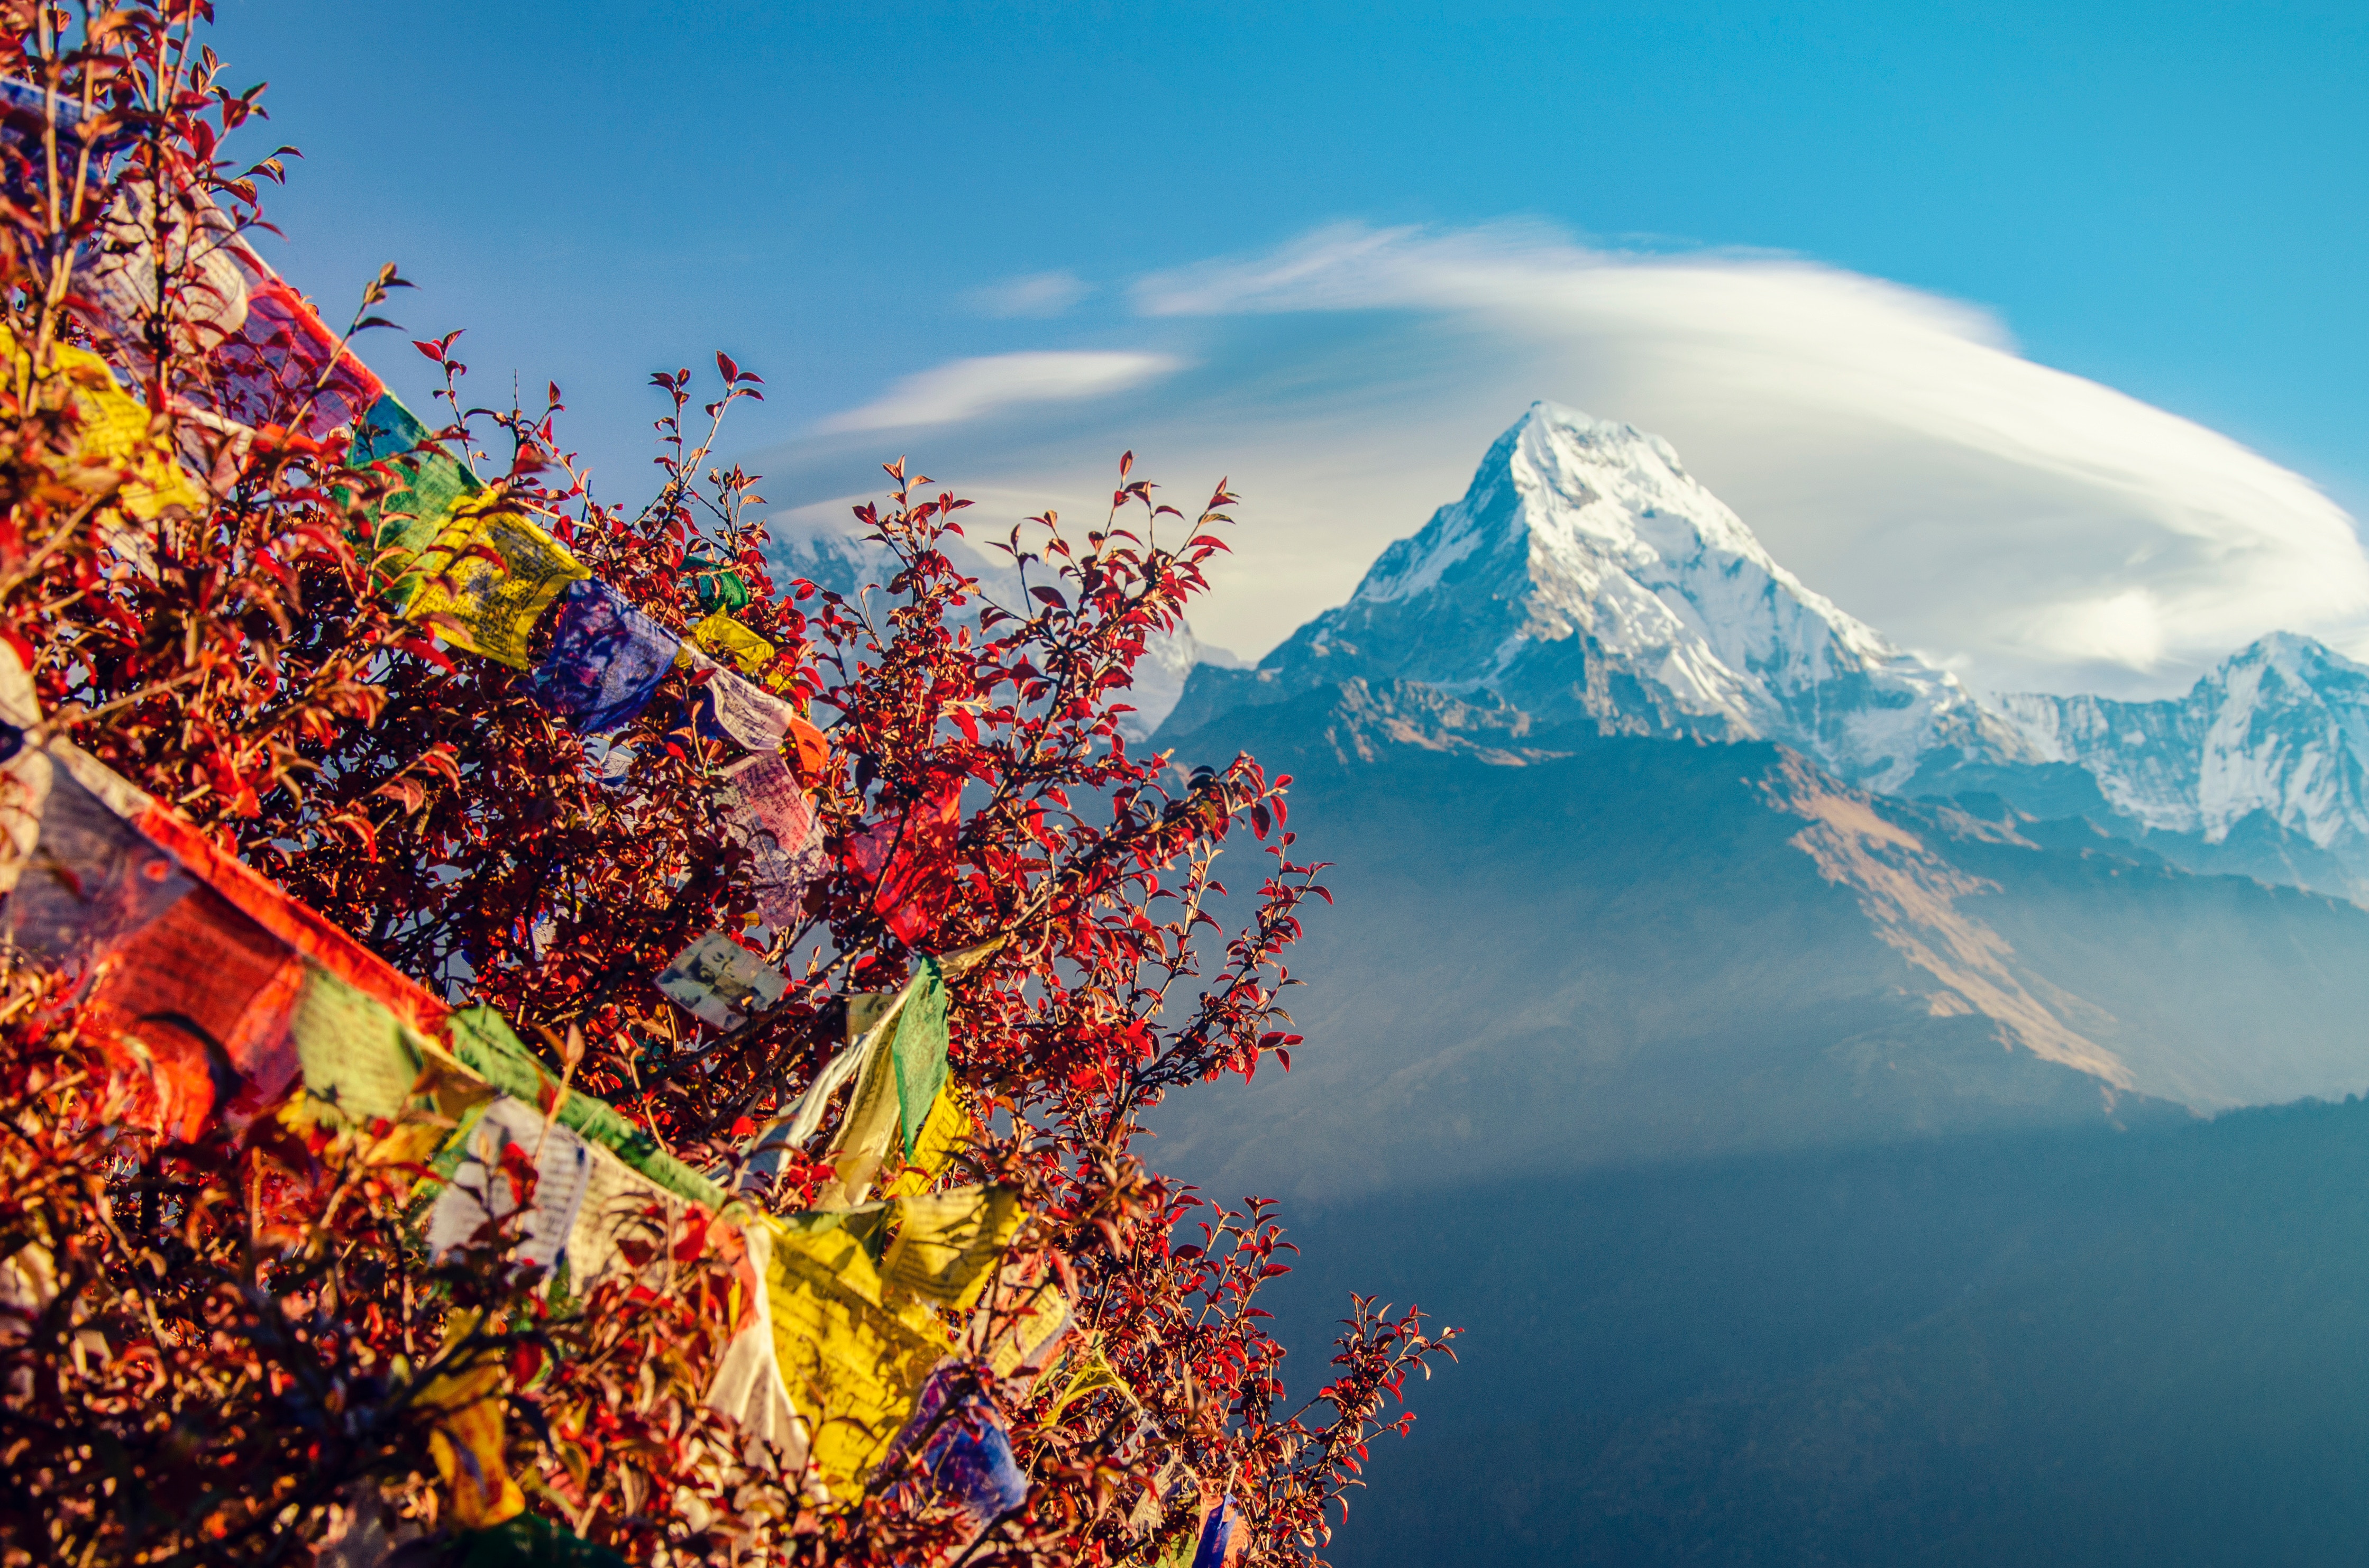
xmin=1261 ymin=1098 xmax=2369 ymax=1566
xmin=1151 ymin=680 xmax=2369 ymax=1203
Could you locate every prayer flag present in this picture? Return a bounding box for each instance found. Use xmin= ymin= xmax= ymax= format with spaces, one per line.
xmin=687 ymin=549 xmax=752 ymax=614
xmin=655 ymin=931 xmax=786 ymax=1031
xmin=528 ymin=579 xmax=681 ymax=736
xmin=0 ymin=331 xmax=209 ymax=519
xmin=879 ymin=1185 xmax=1022 ymax=1310
xmin=787 ymin=714 xmax=829 ymax=782
xmin=881 ymin=1086 xmax=970 ymax=1200
xmin=426 ymin=1095 xmax=597 ymax=1276
xmin=718 ymin=749 xmax=824 ymax=928
xmin=75 ymin=181 xmax=251 ymax=359
xmin=684 ymin=610 xmax=774 ymax=677
xmin=1190 ymin=1494 xmax=1245 ymax=1568
xmin=404 ymin=491 xmax=591 ymax=668
xmin=0 ymin=764 xmax=191 ymax=969
xmin=132 ymin=790 xmax=442 ymax=1031
xmin=556 ymin=1129 xmax=690 ymax=1292
xmin=965 ymin=1251 xmax=1073 ymax=1392
xmin=211 ymin=276 xmax=386 ymax=438
xmin=703 ymin=1220 xmax=816 ymax=1480
xmin=79 ymin=883 xmax=305 ymax=1140
xmin=763 ymin=1209 xmax=955 ymax=1500
xmin=349 ymin=393 xmax=482 ymax=597
xmin=847 ymin=781 xmax=962 ymax=947
xmin=1046 ymin=1342 xmax=1136 ymax=1422
xmin=686 ymin=656 xmax=798 ymax=754
xmin=891 ymin=957 xmax=950 ymax=1159
xmin=288 ymin=961 xmax=430 ymax=1128
xmin=416 ymin=1317 xmax=526 ymax=1529
xmin=877 ymin=1360 xmax=1030 ymax=1552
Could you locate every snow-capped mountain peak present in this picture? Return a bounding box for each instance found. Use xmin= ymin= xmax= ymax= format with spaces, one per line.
xmin=2001 ymin=633 xmax=2369 ymax=855
xmin=1212 ymin=401 xmax=2028 ymax=790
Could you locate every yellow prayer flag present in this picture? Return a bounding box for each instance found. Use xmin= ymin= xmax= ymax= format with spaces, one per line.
xmin=881 ymin=1085 xmax=972 ymax=1199
xmin=878 ymin=1184 xmax=1023 ymax=1310
xmin=763 ymin=1210 xmax=952 ymax=1501
xmin=4 ymin=329 xmax=206 ymax=519
xmin=416 ymin=1315 xmax=526 ymax=1528
xmin=684 ymin=610 xmax=774 ymax=677
xmin=403 ymin=490 xmax=590 ymax=667
xmin=1047 ymin=1341 xmax=1137 ymax=1420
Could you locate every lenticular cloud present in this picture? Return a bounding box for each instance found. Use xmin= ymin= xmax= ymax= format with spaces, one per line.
xmin=1127 ymin=222 xmax=2369 ymax=697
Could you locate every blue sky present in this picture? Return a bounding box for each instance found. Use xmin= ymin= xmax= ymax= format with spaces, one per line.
xmin=211 ymin=1 xmax=2369 ymax=693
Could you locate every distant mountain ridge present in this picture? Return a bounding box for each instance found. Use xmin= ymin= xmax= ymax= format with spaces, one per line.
xmin=1158 ymin=403 xmax=2369 ymax=903
xmin=1993 ymin=633 xmax=2369 ymax=895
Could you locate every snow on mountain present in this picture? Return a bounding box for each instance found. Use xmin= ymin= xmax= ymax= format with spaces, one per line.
xmin=2001 ymin=633 xmax=2369 ymax=858
xmin=1185 ymin=402 xmax=2030 ymax=790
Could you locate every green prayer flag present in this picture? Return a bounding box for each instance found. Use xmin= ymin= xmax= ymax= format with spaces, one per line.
xmin=348 ymin=392 xmax=482 ymax=604
xmin=445 ymin=1005 xmax=726 ymax=1209
xmin=890 ymin=957 xmax=949 ymax=1160
xmin=290 ymin=964 xmax=424 ymax=1125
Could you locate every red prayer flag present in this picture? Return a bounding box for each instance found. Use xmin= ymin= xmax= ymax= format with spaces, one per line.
xmin=80 ymin=883 xmax=304 ymax=1140
xmin=846 ymin=779 xmax=962 ymax=947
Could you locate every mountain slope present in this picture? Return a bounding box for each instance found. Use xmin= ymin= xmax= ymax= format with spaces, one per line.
xmin=1165 ymin=402 xmax=2030 ymax=791
xmin=1151 ymin=681 xmax=2369 ymax=1201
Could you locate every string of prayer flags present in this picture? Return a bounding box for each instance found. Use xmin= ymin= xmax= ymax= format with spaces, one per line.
xmin=403 ymin=491 xmax=591 ymax=668
xmin=719 ymin=750 xmax=824 ymax=928
xmin=877 ymin=1360 xmax=1030 ymax=1557
xmin=655 ymin=930 xmax=788 ymax=1032
xmin=878 ymin=1185 xmax=1022 ymax=1310
xmin=529 ymin=579 xmax=682 ymax=736
xmin=891 ymin=957 xmax=950 ymax=1159
xmin=349 ymin=392 xmax=482 ymax=598
xmin=848 ymin=780 xmax=963 ymax=948
xmin=444 ymin=1006 xmax=726 ymax=1211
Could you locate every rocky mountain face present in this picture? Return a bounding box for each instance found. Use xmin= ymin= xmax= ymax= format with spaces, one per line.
xmin=1164 ymin=401 xmax=2032 ymax=792
xmin=1990 ymin=633 xmax=2369 ymax=897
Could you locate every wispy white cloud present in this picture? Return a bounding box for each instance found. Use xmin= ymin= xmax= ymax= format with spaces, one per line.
xmin=1131 ymin=223 xmax=2369 ymax=692
xmin=764 ymin=223 xmax=2368 ymax=699
xmin=814 ymin=350 xmax=1183 ymax=435
xmin=962 ymin=270 xmax=1092 ymax=318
